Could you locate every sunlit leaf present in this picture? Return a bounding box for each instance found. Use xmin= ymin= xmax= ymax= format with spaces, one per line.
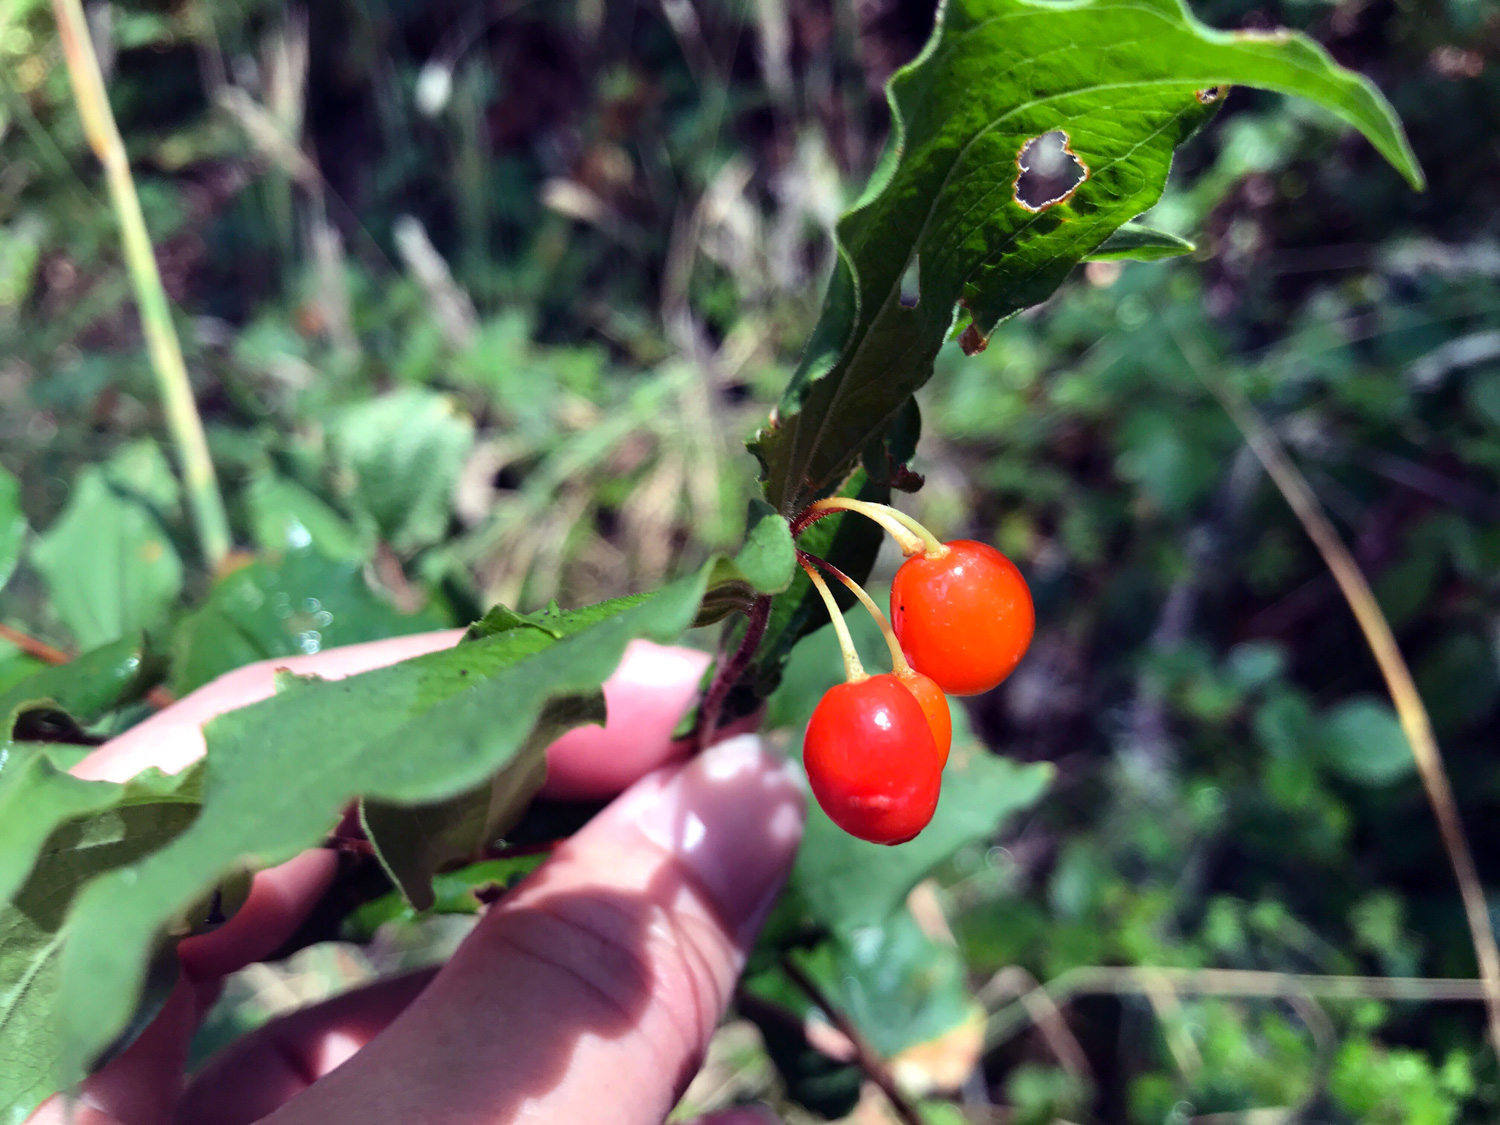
xmin=751 ymin=0 xmax=1420 ymax=515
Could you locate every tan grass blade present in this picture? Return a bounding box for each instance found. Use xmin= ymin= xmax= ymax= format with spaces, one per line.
xmin=52 ymin=0 xmax=230 ymax=570
xmin=1173 ymin=330 xmax=1500 ymax=1061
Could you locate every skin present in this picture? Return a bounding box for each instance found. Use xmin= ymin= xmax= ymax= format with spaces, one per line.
xmin=29 ymin=634 xmax=802 ymax=1125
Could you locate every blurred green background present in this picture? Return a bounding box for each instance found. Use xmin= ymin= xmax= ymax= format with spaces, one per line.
xmin=2 ymin=0 xmax=1500 ymax=1121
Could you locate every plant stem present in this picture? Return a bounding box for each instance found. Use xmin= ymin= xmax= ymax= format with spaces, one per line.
xmin=0 ymin=622 xmax=69 ymax=665
xmin=800 ymin=559 xmax=866 ymax=682
xmin=696 ymin=595 xmax=771 ymax=752
xmin=799 ymin=550 xmax=912 ymax=677
xmin=987 ymin=964 xmax=1496 ymax=1051
xmin=52 ymin=0 xmax=231 ymax=571
xmin=781 ymin=955 xmax=924 ymax=1125
xmin=797 ymin=496 xmax=946 ymax=558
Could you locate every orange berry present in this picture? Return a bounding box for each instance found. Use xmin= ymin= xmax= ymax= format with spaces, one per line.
xmin=891 ymin=540 xmax=1034 ymax=696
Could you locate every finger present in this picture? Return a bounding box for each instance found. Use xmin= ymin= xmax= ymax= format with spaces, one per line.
xmin=23 ymin=847 xmax=337 ymax=1125
xmin=176 ymin=972 xmax=435 ymax=1125
xmin=541 ymin=639 xmax=710 ymax=800
xmin=200 ymin=735 xmax=805 ymax=1125
xmin=74 ymin=635 xmax=708 ymax=803
xmin=73 ymin=631 xmax=467 ymax=783
xmin=177 ymin=850 xmax=339 ymax=980
xmin=27 ymin=978 xmax=203 ymax=1125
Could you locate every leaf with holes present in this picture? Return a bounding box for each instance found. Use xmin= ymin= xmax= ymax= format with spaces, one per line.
xmin=749 ymin=0 xmax=1422 ymax=514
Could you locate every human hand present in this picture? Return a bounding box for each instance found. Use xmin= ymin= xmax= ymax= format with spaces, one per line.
xmin=30 ymin=634 xmax=802 ymax=1125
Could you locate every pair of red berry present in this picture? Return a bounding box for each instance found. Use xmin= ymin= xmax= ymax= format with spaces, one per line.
xmin=795 ymin=500 xmax=1034 ymax=846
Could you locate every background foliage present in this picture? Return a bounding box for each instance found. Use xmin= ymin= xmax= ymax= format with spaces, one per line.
xmin=2 ymin=0 xmax=1499 ymax=1121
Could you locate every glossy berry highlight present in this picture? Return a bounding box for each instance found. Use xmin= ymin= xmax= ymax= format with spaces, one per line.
xmin=803 ymin=673 xmax=942 ymax=845
xmin=892 ymin=540 xmax=1034 ymax=696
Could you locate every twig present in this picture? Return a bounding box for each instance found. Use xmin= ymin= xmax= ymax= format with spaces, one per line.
xmin=0 ymin=622 xmax=69 ymax=665
xmin=1166 ymin=323 xmax=1500 ymax=1064
xmin=780 ymin=955 xmax=924 ymax=1125
xmin=695 ymin=595 xmax=771 ymax=752
xmin=987 ymin=965 xmax=1493 ymax=1050
xmin=52 ymin=0 xmax=231 ymax=571
xmin=980 ymin=966 xmax=1093 ymax=1083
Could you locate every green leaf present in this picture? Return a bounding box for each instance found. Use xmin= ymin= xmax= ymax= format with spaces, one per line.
xmin=1320 ymin=696 xmax=1415 ymax=786
xmin=0 ymin=746 xmax=122 ymax=909
xmin=101 ymin=440 xmax=181 ymax=521
xmin=330 ymin=390 xmax=475 ymax=552
xmin=0 ymin=764 xmax=203 ymax=1125
xmin=751 ymin=469 xmax=893 ymax=695
xmin=30 ymin=470 xmax=183 ymax=651
xmin=697 ymin=502 xmax=798 ymax=626
xmin=243 ymin=472 xmax=369 ymax=562
xmin=750 ymin=0 xmax=1421 ymax=514
xmin=1086 ymin=222 xmax=1196 ymax=262
xmin=717 ymin=501 xmax=796 ymax=596
xmin=0 ymin=637 xmax=155 ymax=735
xmin=463 ymin=593 xmax=652 ymax=643
xmin=793 ymin=746 xmax=1052 ymax=932
xmin=360 ymin=692 xmax=603 ymax=910
xmin=751 ymin=909 xmax=978 ymax=1060
xmin=52 ymin=560 xmax=727 ymax=1085
xmin=359 ymin=504 xmax=790 ymax=908
xmin=340 ymin=854 xmax=548 ymax=940
xmin=170 ymin=550 xmax=447 ymax=696
xmin=0 ymin=467 xmax=25 ymax=593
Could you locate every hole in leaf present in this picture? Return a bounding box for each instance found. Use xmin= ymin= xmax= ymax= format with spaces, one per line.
xmin=899 ymin=254 xmax=920 ymax=308
xmin=1014 ymin=130 xmax=1087 ymax=212
xmin=1196 ymin=85 xmax=1229 ymax=104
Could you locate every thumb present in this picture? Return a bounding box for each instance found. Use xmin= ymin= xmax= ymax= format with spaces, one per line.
xmin=254 ymin=734 xmax=805 ymax=1125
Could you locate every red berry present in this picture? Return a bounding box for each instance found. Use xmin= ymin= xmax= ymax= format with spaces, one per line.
xmin=891 ymin=540 xmax=1034 ymax=696
xmin=803 ymin=673 xmax=942 ymax=845
xmin=898 ymin=670 xmax=952 ymax=768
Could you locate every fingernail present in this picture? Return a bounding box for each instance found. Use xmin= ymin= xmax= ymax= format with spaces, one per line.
xmin=623 ymin=734 xmax=806 ymax=942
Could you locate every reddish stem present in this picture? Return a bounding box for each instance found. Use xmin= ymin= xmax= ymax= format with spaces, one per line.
xmin=0 ymin=622 xmax=69 ymax=665
xmin=789 ymin=503 xmax=836 ymax=539
xmin=696 ymin=594 xmax=772 ymax=752
xmin=0 ymin=622 xmax=175 ymax=710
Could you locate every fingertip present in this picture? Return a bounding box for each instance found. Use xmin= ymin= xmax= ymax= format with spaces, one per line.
xmin=542 ymin=640 xmax=711 ymax=801
xmin=177 ymin=850 xmax=339 ymax=980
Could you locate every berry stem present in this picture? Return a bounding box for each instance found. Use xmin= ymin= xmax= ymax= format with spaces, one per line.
xmin=696 ymin=594 xmax=772 ymax=752
xmin=800 ymin=497 xmax=947 ymax=558
xmin=800 ymin=558 xmax=867 ymax=683
xmin=798 ymin=551 xmax=913 ymax=679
